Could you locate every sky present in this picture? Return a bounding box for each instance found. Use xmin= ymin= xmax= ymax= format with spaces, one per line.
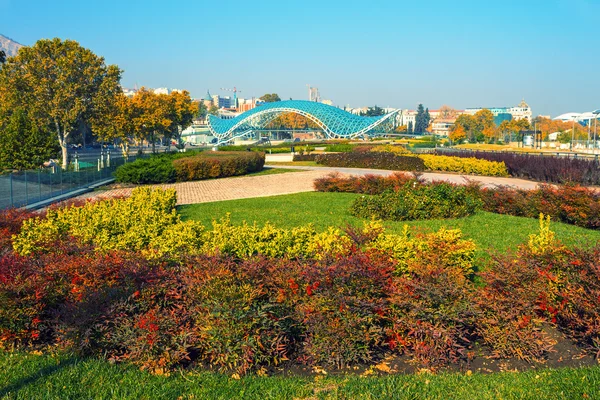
xmin=1 ymin=0 xmax=599 ymax=116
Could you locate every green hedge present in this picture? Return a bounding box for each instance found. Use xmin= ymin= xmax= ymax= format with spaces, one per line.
xmin=115 ymin=151 xmax=264 ymax=184
xmin=315 ymin=152 xmax=425 ymax=171
xmin=173 ymin=151 xmax=265 ymax=181
xmin=114 ymin=155 xmax=177 ymax=184
xmin=350 ymin=181 xmax=482 ymax=221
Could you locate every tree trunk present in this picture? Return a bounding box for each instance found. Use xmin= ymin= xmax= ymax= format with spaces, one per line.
xmin=152 ymin=131 xmax=156 ymax=154
xmin=120 ymin=142 xmax=129 ymax=158
xmin=60 ymin=138 xmax=68 ymax=170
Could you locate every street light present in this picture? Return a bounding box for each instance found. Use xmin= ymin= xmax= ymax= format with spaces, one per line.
xmin=571 ymin=117 xmax=576 ymax=151
xmin=593 ymin=109 xmax=600 ymax=154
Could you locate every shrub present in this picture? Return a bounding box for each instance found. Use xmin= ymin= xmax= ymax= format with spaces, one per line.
xmin=292 ymin=154 xmax=316 ymax=162
xmin=438 ymin=150 xmax=600 ymax=185
xmin=314 ymin=172 xmax=414 ymax=195
xmin=315 ymin=174 xmax=600 ymax=230
xmin=370 ymin=144 xmax=410 ymax=155
xmin=387 ymin=261 xmax=478 ymax=367
xmin=418 ymin=154 xmax=508 ymax=177
xmin=349 ymin=181 xmax=482 ymax=221
xmin=173 ymin=151 xmax=264 ymax=182
xmin=315 ymin=152 xmax=425 ymax=171
xmin=115 ymin=155 xmax=177 ymax=184
xmin=367 ymin=225 xmax=476 ymax=276
xmin=13 ymin=187 xmax=184 ymax=255
xmin=323 ymin=144 xmax=356 ymax=152
xmin=479 ymin=183 xmax=600 ymax=230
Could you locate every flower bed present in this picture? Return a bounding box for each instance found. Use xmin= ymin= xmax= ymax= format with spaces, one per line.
xmin=419 ymin=154 xmax=508 ymax=176
xmin=3 ymin=199 xmax=600 ymax=375
xmin=314 ymin=152 xmax=426 ymax=171
xmin=315 ymin=173 xmax=600 ymax=230
xmin=437 ymin=150 xmax=600 ymax=185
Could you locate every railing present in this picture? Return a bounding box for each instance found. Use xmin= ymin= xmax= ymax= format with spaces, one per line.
xmin=0 ymin=153 xmax=144 ymax=209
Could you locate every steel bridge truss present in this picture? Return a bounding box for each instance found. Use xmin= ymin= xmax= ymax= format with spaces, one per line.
xmin=208 ymin=100 xmax=399 ymax=144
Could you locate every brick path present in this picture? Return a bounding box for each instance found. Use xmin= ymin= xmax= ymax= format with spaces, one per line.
xmin=74 ymin=166 xmax=553 ymax=206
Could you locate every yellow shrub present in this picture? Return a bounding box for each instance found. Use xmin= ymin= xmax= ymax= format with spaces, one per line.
xmin=13 ymin=188 xmax=180 ymax=255
xmin=367 ymin=225 xmax=476 ymax=275
xmin=418 ymin=154 xmax=508 ymax=177
xmin=370 ymin=144 xmax=411 ymax=155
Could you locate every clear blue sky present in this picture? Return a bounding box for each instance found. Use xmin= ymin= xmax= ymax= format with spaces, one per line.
xmin=1 ymin=0 xmax=598 ymax=116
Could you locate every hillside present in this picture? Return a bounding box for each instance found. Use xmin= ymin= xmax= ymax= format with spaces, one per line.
xmin=0 ymin=34 xmax=23 ymax=57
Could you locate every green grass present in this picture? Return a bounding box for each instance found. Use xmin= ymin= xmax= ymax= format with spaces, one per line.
xmin=265 ymin=161 xmax=319 ymax=166
xmin=1 ymin=351 xmax=599 ymax=399
xmin=178 ymin=192 xmax=600 ymax=259
xmin=246 ymin=167 xmax=302 ymax=177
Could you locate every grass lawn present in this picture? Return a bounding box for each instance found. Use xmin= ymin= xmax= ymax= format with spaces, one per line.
xmin=247 ymin=167 xmax=302 ymax=177
xmin=265 ymin=161 xmax=319 ymax=167
xmin=1 ymin=351 xmax=599 ymax=399
xmin=178 ymin=192 xmax=600 ymax=260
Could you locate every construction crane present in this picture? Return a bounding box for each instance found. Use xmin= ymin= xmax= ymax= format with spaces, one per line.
xmin=220 ymin=87 xmax=242 ymax=108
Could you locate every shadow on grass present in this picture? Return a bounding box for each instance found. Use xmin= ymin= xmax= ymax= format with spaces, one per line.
xmin=0 ymin=356 xmax=78 ymax=397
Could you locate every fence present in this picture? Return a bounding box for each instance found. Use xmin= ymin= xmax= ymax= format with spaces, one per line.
xmin=0 ymin=153 xmax=143 ymax=209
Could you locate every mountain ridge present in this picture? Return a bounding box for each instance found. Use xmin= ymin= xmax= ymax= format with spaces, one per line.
xmin=0 ymin=34 xmax=24 ymax=57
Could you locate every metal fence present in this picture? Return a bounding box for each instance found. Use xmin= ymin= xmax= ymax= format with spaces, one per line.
xmin=0 ymin=153 xmax=142 ymax=209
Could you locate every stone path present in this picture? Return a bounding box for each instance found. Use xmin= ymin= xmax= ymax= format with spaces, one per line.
xmin=74 ymin=165 xmax=551 ymax=206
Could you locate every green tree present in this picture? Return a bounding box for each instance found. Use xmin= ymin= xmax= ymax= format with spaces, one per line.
xmin=0 ymin=50 xmax=5 ymax=64
xmin=0 ymin=38 xmax=121 ymax=169
xmin=195 ymin=100 xmax=208 ymax=119
xmin=414 ymin=104 xmax=430 ymax=134
xmin=0 ymin=108 xmax=59 ymax=170
xmin=208 ymin=104 xmax=219 ymax=115
xmin=259 ymin=93 xmax=281 ymax=103
xmin=408 ymin=121 xmax=413 ymax=133
xmin=361 ymin=106 xmax=385 ymax=116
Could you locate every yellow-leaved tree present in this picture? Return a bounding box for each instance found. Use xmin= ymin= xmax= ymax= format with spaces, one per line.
xmin=0 ymin=38 xmax=121 ymax=169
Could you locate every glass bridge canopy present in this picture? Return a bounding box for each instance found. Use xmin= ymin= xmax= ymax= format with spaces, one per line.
xmin=208 ymin=100 xmax=399 ymax=143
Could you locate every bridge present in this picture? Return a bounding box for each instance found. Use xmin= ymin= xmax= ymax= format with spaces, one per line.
xmin=208 ymin=100 xmax=399 ymax=144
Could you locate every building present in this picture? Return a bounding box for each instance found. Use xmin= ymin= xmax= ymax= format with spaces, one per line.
xmin=553 ymin=110 xmax=600 ymax=126
xmin=465 ymin=99 xmax=532 ymax=124
xmin=237 ymin=97 xmax=258 ymax=113
xmin=202 ymin=90 xmax=213 ymax=107
xmin=307 ymin=85 xmax=321 ymax=102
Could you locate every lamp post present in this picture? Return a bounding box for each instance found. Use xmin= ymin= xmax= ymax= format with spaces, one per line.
xmin=593 ymin=109 xmax=600 ymax=154
xmin=571 ymin=118 xmax=576 ymax=151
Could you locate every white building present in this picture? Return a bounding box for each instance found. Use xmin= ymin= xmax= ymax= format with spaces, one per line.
xmin=554 ymin=110 xmax=600 ymax=126
xmin=465 ymin=99 xmax=532 ymax=123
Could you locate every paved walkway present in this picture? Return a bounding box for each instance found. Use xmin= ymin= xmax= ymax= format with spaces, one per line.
xmin=73 ymin=165 xmax=549 ymax=206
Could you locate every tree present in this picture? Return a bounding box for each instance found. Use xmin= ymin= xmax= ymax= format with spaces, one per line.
xmin=0 ymin=108 xmax=59 ymax=170
xmin=209 ymin=104 xmax=219 ymax=115
xmin=361 ymin=106 xmax=385 ymax=117
xmin=482 ymin=125 xmax=497 ymax=142
xmin=414 ymin=104 xmax=431 ymax=134
xmin=395 ymin=124 xmax=408 ymax=132
xmin=90 ymin=92 xmax=137 ymax=157
xmin=407 ymin=121 xmax=413 ymax=133
xmin=438 ymin=105 xmax=457 ymax=119
xmin=194 ymin=100 xmax=208 ymax=120
xmin=0 ymin=38 xmax=121 ymax=169
xmin=259 ymin=93 xmax=281 ymax=103
xmin=167 ymin=90 xmax=195 ymax=150
xmin=449 ymin=124 xmax=467 ymax=143
xmin=130 ymin=88 xmax=171 ymax=154
xmin=0 ymin=50 xmax=5 ymax=64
